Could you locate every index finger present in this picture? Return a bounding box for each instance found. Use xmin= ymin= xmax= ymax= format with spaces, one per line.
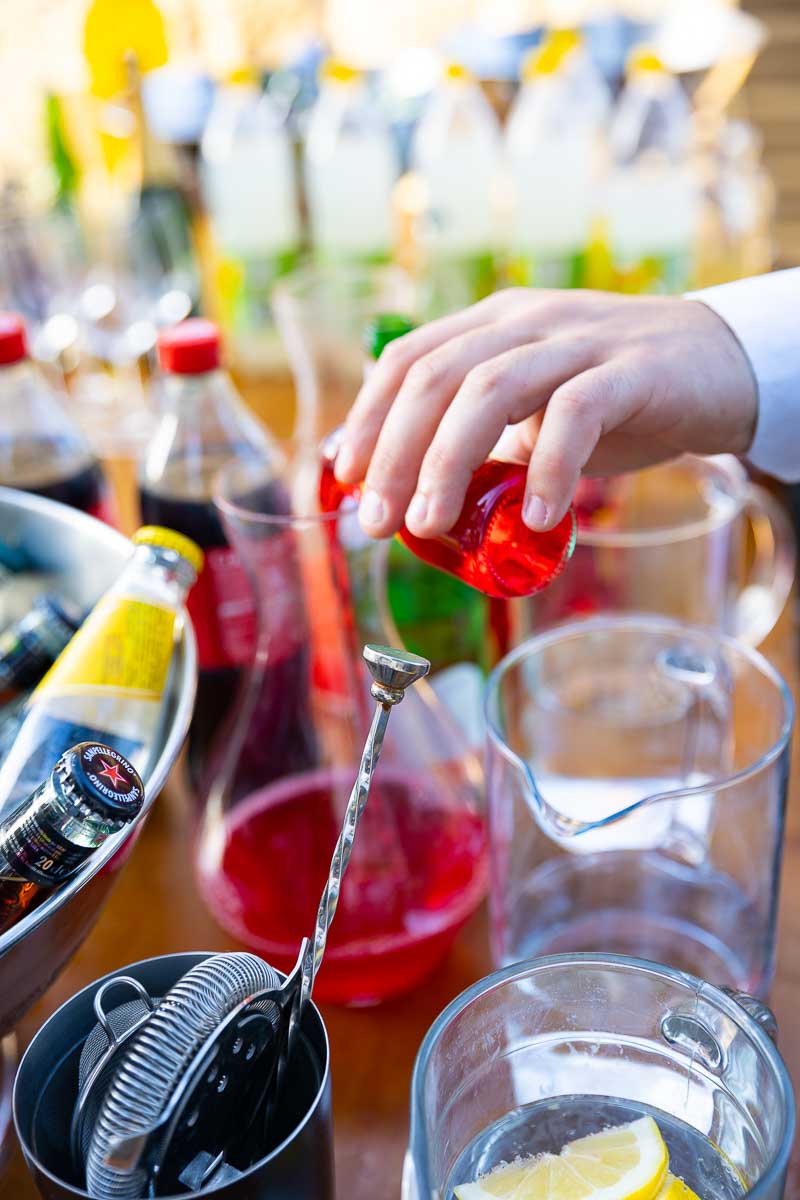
xmin=335 ymin=290 xmax=523 ymax=484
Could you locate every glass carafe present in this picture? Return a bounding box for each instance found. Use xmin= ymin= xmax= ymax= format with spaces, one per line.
xmin=404 ymin=955 xmax=795 ymax=1200
xmin=485 ymin=615 xmax=793 ymax=996
xmin=272 ymin=263 xmax=416 ymax=450
xmin=194 ymin=459 xmax=485 ymax=1006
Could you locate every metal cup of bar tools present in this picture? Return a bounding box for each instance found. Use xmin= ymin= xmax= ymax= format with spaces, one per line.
xmin=13 ymin=951 xmax=334 ymax=1200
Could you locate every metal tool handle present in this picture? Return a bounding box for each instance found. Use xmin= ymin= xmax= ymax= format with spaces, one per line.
xmin=290 ymin=646 xmax=429 ymax=1045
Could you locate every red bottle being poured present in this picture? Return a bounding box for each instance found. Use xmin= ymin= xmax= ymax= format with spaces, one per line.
xmin=320 ymin=431 xmax=577 ymax=599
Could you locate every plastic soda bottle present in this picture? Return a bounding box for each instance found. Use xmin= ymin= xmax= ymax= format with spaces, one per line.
xmin=304 ymin=60 xmax=397 ymax=264
xmin=411 ymin=63 xmax=502 ymax=315
xmin=606 ymin=49 xmax=700 ymax=294
xmin=0 ymin=314 xmax=113 ymax=521
xmin=139 ymin=319 xmax=286 ymax=777
xmin=505 ymin=30 xmax=610 ymax=288
xmin=0 ymin=526 xmax=201 ymax=814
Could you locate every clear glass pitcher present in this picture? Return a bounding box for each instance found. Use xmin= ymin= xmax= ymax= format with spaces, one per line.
xmin=404 ymin=955 xmax=795 ymax=1200
xmin=521 ymin=456 xmax=795 ymax=647
xmin=194 ymin=459 xmax=485 ymax=1006
xmin=272 ymin=262 xmax=416 ymax=449
xmin=485 ymin=615 xmax=793 ymax=995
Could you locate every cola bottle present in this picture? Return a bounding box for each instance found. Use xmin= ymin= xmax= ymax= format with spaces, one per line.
xmin=0 ymin=313 xmax=112 ymax=519
xmin=139 ymin=319 xmax=286 ymax=779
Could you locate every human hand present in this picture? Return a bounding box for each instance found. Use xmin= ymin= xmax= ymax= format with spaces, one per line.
xmin=333 ymin=288 xmax=757 ymax=537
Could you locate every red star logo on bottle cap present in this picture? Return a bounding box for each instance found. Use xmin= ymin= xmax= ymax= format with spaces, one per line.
xmin=97 ymin=759 xmax=127 ymax=789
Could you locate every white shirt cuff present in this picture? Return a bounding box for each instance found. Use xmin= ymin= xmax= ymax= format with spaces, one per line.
xmin=686 ymin=269 xmax=800 ymax=482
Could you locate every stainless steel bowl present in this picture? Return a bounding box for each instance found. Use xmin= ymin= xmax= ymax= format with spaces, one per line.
xmin=0 ymin=486 xmax=197 ymax=1034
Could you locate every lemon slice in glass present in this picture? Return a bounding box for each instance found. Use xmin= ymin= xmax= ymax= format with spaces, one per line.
xmin=654 ymin=1174 xmax=701 ymax=1200
xmin=455 ymin=1116 xmax=669 ymax=1200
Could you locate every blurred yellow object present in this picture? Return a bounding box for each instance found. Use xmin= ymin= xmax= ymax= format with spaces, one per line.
xmin=627 ymin=47 xmax=667 ymax=76
xmin=444 ymin=61 xmax=472 ymax=83
xmin=83 ymin=0 xmax=168 ymax=100
xmin=523 ymin=29 xmax=581 ymax=79
xmin=319 ymin=58 xmax=362 ymax=85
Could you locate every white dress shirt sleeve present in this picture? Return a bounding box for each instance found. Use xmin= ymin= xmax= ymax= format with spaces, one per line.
xmin=686 ymin=269 xmax=800 ymax=482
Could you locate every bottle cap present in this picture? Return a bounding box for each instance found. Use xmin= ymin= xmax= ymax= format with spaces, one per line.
xmin=523 ymin=29 xmax=581 ymax=80
xmin=364 ymin=313 xmax=416 ymax=361
xmin=132 ymin=526 xmax=204 ymax=575
xmin=319 ymin=58 xmax=361 ymax=85
xmin=444 ymin=62 xmax=472 ymax=83
xmin=157 ymin=319 xmax=220 ymax=375
xmin=627 ymin=47 xmax=667 ymax=77
xmin=57 ymin=743 xmax=144 ymax=824
xmin=0 ymin=313 xmax=28 ymax=365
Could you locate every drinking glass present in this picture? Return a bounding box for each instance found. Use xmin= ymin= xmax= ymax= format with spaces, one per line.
xmin=194 ymin=459 xmax=485 ymax=1006
xmin=485 ymin=615 xmax=793 ymax=995
xmin=404 ymin=954 xmax=795 ymax=1200
xmin=272 ymin=262 xmax=417 ymax=450
xmin=522 ymin=456 xmax=794 ymax=647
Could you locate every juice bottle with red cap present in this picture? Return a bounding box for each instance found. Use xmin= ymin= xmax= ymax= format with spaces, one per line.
xmin=139 ymin=318 xmax=287 ymax=778
xmin=0 ymin=313 xmax=112 ymax=521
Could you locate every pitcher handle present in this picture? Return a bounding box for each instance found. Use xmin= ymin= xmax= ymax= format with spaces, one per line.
xmin=721 ymin=987 xmax=779 ymax=1043
xmin=733 ymin=483 xmax=795 ymax=646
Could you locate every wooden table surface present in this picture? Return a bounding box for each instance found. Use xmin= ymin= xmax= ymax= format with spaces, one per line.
xmin=3 ymin=613 xmax=799 ymax=1199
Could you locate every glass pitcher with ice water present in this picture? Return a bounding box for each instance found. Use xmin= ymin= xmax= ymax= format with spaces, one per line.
xmin=404 ymin=955 xmax=795 ymax=1200
xmin=485 ymin=615 xmax=793 ymax=995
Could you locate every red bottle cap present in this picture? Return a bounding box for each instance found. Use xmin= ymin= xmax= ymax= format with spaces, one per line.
xmin=157 ymin=319 xmax=221 ymax=375
xmin=0 ymin=313 xmax=28 ymax=365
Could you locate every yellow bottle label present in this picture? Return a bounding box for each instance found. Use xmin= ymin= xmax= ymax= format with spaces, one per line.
xmin=37 ymin=597 xmax=176 ymax=701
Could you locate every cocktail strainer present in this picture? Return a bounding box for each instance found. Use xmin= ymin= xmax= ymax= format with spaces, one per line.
xmin=74 ymin=644 xmax=429 ymax=1197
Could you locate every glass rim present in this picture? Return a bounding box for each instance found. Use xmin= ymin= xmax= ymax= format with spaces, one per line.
xmin=576 ymin=455 xmax=748 ymax=548
xmin=409 ymin=951 xmax=796 ymax=1200
xmin=212 ymin=457 xmax=346 ymax=529
xmin=271 ymin=260 xmax=414 ymax=306
xmin=484 ymin=613 xmax=794 ymax=801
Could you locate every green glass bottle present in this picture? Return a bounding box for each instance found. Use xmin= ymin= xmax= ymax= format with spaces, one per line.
xmin=364 ymin=314 xmax=490 ymax=674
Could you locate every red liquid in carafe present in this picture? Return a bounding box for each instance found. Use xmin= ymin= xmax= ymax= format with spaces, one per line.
xmin=319 ymin=445 xmax=575 ymax=599
xmin=196 ymin=765 xmax=487 ymax=1004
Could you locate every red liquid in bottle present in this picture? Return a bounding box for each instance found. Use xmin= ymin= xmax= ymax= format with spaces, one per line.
xmin=320 ymin=439 xmax=576 ymax=599
xmin=196 ymin=765 xmax=487 ymax=1005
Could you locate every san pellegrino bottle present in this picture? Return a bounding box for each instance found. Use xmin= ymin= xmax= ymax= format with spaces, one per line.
xmin=0 ymin=526 xmax=201 ymax=815
xmin=505 ymin=30 xmax=610 ymax=288
xmin=201 ymin=71 xmax=301 ymax=361
xmin=606 ymin=49 xmax=700 ymax=294
xmin=0 ymin=595 xmax=82 ymax=702
xmin=0 ymin=741 xmax=144 ymax=934
xmin=411 ymin=63 xmax=502 ymax=316
xmin=0 ymin=313 xmax=113 ymax=520
xmin=304 ymin=60 xmax=398 ymax=264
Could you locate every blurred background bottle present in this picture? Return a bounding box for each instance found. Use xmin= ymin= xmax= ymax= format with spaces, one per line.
xmin=139 ymin=319 xmax=287 ymax=780
xmin=201 ymin=70 xmax=301 ymax=367
xmin=606 ymin=49 xmax=701 ymax=294
xmin=0 ymin=313 xmax=113 ymax=521
xmin=504 ymin=30 xmax=610 ymax=289
xmin=411 ymin=63 xmax=502 ymax=316
xmin=304 ymin=60 xmax=398 ymax=265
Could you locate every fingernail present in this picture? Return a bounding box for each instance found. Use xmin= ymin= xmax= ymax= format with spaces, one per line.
xmin=523 ymin=494 xmax=548 ymax=531
xmin=405 ymin=492 xmax=428 ymax=531
xmin=334 ymin=443 xmax=354 ymax=481
xmin=359 ymin=489 xmax=385 ymax=530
